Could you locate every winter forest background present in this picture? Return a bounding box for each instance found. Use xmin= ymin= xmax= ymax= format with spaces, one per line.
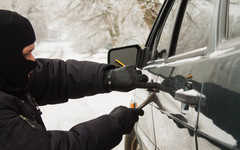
xmin=0 ymin=1 xmax=163 ymax=149
xmin=1 ymin=0 xmax=163 ymax=54
xmin=1 ymin=0 xmax=240 ymax=149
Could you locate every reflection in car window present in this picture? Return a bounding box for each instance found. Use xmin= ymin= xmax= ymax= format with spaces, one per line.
xmin=228 ymin=1 xmax=240 ymax=39
xmin=175 ymin=0 xmax=214 ymax=55
xmin=156 ymin=1 xmax=181 ymax=56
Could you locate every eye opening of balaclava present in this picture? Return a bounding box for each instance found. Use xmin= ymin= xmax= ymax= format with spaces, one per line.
xmin=0 ymin=9 xmax=37 ymax=91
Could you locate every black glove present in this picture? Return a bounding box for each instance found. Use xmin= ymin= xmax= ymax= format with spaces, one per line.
xmin=161 ymin=75 xmax=187 ymax=96
xmin=104 ymin=66 xmax=149 ymax=92
xmin=110 ymin=106 xmax=144 ymax=134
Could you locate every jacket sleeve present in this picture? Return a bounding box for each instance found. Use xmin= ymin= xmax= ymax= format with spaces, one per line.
xmin=0 ymin=111 xmax=122 ymax=150
xmin=0 ymin=93 xmax=122 ymax=150
xmin=29 ymin=58 xmax=115 ymax=105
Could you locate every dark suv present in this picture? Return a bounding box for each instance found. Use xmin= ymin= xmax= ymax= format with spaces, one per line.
xmin=108 ymin=0 xmax=240 ymax=150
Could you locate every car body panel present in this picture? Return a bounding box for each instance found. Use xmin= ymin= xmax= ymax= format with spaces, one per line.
xmin=152 ymin=106 xmax=196 ymax=150
xmin=197 ymin=45 xmax=240 ymax=150
xmin=147 ymin=53 xmax=207 ymax=149
xmin=134 ymin=69 xmax=158 ymax=149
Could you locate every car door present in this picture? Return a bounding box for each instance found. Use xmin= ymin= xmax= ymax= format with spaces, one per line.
xmin=133 ymin=69 xmax=159 ymax=150
xmin=196 ymin=1 xmax=240 ymax=149
xmin=140 ymin=0 xmax=215 ymax=149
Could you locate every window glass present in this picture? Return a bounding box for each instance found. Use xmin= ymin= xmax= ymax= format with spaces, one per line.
xmin=175 ymin=0 xmax=214 ymax=55
xmin=228 ymin=0 xmax=240 ymax=39
xmin=156 ymin=1 xmax=181 ymax=55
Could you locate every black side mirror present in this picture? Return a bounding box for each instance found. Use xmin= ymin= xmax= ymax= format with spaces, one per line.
xmin=107 ymin=45 xmax=142 ymax=68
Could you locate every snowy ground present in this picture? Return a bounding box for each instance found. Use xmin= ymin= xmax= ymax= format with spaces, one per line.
xmin=34 ymin=41 xmax=133 ymax=150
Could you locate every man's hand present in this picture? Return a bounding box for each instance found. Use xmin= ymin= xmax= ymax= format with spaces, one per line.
xmin=110 ymin=106 xmax=144 ymax=134
xmin=104 ymin=66 xmax=149 ymax=92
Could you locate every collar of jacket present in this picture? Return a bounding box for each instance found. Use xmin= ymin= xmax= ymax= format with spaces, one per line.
xmin=0 ymin=78 xmax=28 ymax=96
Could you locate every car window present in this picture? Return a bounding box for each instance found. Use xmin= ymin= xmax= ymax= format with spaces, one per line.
xmin=156 ymin=1 xmax=181 ymax=56
xmin=228 ymin=0 xmax=240 ymax=39
xmin=175 ymin=0 xmax=214 ymax=55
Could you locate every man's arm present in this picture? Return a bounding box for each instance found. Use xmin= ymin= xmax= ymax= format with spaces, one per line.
xmin=0 ymin=94 xmax=144 ymax=150
xmin=0 ymin=112 xmax=122 ymax=150
xmin=29 ymin=58 xmax=114 ymax=105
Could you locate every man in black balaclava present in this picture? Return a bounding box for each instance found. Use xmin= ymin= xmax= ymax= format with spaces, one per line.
xmin=0 ymin=10 xmax=150 ymax=150
xmin=0 ymin=10 xmax=37 ymax=93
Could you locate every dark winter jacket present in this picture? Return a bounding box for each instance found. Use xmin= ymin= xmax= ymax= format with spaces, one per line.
xmin=0 ymin=58 xmax=122 ymax=150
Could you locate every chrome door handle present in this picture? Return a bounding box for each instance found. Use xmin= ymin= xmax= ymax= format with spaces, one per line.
xmin=174 ymin=89 xmax=206 ymax=107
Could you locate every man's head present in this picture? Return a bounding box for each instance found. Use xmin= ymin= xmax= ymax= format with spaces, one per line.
xmin=0 ymin=10 xmax=37 ymax=90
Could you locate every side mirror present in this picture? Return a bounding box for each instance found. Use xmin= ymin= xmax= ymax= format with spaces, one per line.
xmin=107 ymin=45 xmax=142 ymax=68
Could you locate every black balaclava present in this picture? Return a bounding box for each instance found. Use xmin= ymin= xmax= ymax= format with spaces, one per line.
xmin=0 ymin=10 xmax=37 ymax=92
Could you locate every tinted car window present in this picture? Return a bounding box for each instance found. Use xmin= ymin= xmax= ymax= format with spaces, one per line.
xmin=175 ymin=0 xmax=214 ymax=55
xmin=228 ymin=0 xmax=240 ymax=39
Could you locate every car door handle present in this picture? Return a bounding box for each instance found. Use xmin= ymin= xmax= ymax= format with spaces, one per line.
xmin=174 ymin=89 xmax=206 ymax=107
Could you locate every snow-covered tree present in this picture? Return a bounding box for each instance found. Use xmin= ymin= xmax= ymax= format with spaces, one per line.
xmin=0 ymin=0 xmax=163 ymax=53
xmin=0 ymin=0 xmax=49 ymax=42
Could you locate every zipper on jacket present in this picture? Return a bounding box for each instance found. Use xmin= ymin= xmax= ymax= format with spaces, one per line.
xmin=19 ymin=115 xmax=38 ymax=129
xmin=25 ymin=92 xmax=42 ymax=115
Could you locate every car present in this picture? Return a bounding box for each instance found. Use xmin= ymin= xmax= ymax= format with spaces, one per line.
xmin=107 ymin=0 xmax=240 ymax=150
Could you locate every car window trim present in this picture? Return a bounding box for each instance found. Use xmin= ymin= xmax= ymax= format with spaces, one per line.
xmin=168 ymin=0 xmax=188 ymax=57
xmin=145 ymin=0 xmax=169 ymax=48
xmin=147 ymin=47 xmax=207 ymax=65
xmin=167 ymin=47 xmax=207 ymax=63
xmin=149 ymin=0 xmax=192 ymax=61
xmin=141 ymin=0 xmax=176 ymax=68
xmin=218 ymin=0 xmax=228 ymax=45
xmin=144 ymin=0 xmax=176 ymax=57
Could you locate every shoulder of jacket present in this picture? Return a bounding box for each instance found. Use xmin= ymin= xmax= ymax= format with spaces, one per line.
xmin=0 ymin=90 xmax=16 ymax=98
xmin=0 ymin=90 xmax=19 ymax=108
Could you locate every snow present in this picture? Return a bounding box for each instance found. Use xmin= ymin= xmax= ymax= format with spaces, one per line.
xmin=34 ymin=41 xmax=133 ymax=150
xmin=176 ymin=89 xmax=201 ymax=97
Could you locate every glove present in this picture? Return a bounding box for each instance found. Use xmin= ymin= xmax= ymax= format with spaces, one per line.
xmin=104 ymin=66 xmax=149 ymax=92
xmin=110 ymin=106 xmax=144 ymax=134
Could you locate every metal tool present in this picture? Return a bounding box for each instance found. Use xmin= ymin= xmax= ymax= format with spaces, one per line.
xmin=115 ymin=59 xmax=125 ymax=67
xmin=114 ymin=58 xmax=159 ymax=109
xmin=137 ymin=93 xmax=157 ymax=109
